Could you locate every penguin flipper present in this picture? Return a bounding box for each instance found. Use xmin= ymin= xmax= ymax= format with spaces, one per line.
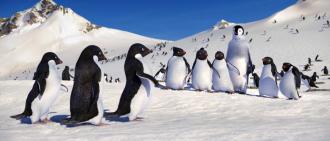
xmin=183 ymin=57 xmax=191 ymax=73
xmin=227 ymin=62 xmax=240 ymax=75
xmin=210 ymin=60 xmax=221 ymax=79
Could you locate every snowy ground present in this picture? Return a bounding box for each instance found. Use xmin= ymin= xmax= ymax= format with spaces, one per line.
xmin=0 ymin=74 xmax=329 ymax=141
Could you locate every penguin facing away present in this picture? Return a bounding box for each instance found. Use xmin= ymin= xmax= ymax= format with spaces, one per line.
xmin=211 ymin=51 xmax=234 ymax=93
xmin=62 ymin=45 xmax=107 ymax=125
xmin=165 ymin=47 xmax=191 ymax=90
xmin=10 ymin=52 xmax=63 ymax=123
xmin=226 ymin=25 xmax=254 ymax=94
xmin=192 ymin=48 xmax=212 ymax=91
xmin=259 ymin=57 xmax=279 ymax=98
xmin=111 ymin=43 xmax=159 ymax=117
xmin=279 ymin=63 xmax=301 ymax=100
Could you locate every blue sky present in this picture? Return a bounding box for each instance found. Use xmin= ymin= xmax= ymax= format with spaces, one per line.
xmin=0 ymin=0 xmax=297 ymax=40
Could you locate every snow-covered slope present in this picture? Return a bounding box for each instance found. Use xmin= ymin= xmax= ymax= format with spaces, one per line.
xmin=144 ymin=0 xmax=330 ymax=77
xmin=0 ymin=0 xmax=163 ymax=80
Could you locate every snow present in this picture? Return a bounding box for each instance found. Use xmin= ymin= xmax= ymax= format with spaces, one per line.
xmin=0 ymin=75 xmax=329 ymax=140
xmin=0 ymin=0 xmax=330 ymax=140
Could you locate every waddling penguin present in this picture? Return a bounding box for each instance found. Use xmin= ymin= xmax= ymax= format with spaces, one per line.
xmin=211 ymin=51 xmax=234 ymax=93
xmin=279 ymin=63 xmax=301 ymax=100
xmin=130 ymin=44 xmax=160 ymax=121
xmin=165 ymin=47 xmax=191 ymax=90
xmin=110 ymin=43 xmax=159 ymax=118
xmin=62 ymin=45 xmax=107 ymax=125
xmin=10 ymin=52 xmax=63 ymax=123
xmin=192 ymin=48 xmax=212 ymax=91
xmin=226 ymin=25 xmax=254 ymax=94
xmin=259 ymin=57 xmax=279 ymax=98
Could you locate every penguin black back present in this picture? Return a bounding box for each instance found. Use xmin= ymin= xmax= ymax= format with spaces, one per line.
xmin=69 ymin=45 xmax=107 ymax=122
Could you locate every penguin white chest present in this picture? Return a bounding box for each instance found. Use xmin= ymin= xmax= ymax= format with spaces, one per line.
xmin=130 ymin=55 xmax=153 ymax=120
xmin=192 ymin=59 xmax=212 ymax=90
xmin=166 ymin=56 xmax=187 ymax=89
xmin=280 ymin=69 xmax=299 ymax=99
xmin=39 ymin=61 xmax=61 ymax=109
xmin=31 ymin=61 xmax=61 ymax=123
xmin=259 ymin=65 xmax=278 ymax=97
xmin=212 ymin=60 xmax=233 ymax=92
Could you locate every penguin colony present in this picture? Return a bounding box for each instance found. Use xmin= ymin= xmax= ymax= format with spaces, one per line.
xmin=10 ymin=25 xmax=327 ymax=126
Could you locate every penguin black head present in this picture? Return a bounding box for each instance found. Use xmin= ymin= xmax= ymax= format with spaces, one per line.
xmin=196 ymin=48 xmax=208 ymax=60
xmin=282 ymin=62 xmax=292 ymax=72
xmin=215 ymin=51 xmax=224 ymax=60
xmin=64 ymin=66 xmax=69 ymax=70
xmin=41 ymin=52 xmax=63 ymax=65
xmin=80 ymin=45 xmax=107 ymax=61
xmin=262 ymin=57 xmax=274 ymax=65
xmin=127 ymin=43 xmax=152 ymax=58
xmin=233 ymin=25 xmax=244 ymax=36
xmin=172 ymin=47 xmax=186 ymax=57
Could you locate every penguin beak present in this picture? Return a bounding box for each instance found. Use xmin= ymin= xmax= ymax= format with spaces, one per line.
xmin=98 ymin=54 xmax=107 ymax=61
xmin=56 ymin=59 xmax=63 ymax=65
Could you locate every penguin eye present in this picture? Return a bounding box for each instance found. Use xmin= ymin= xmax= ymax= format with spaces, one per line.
xmin=142 ymin=48 xmax=145 ymax=51
xmin=99 ymin=52 xmax=102 ymax=55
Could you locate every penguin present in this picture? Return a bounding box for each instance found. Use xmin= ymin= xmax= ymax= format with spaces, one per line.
xmin=62 ymin=45 xmax=107 ymax=125
xmin=322 ymin=66 xmax=328 ymax=75
xmin=226 ymin=25 xmax=254 ymax=94
xmin=192 ymin=48 xmax=212 ymax=91
xmin=252 ymin=73 xmax=260 ymax=88
xmin=154 ymin=64 xmax=166 ymax=82
xmin=129 ymin=45 xmax=159 ymax=121
xmin=301 ymin=73 xmax=318 ymax=90
xmin=211 ymin=51 xmax=234 ymax=93
xmin=259 ymin=57 xmax=279 ymax=98
xmin=110 ymin=43 xmax=159 ymax=117
xmin=279 ymin=63 xmax=301 ymax=100
xmin=165 ymin=47 xmax=191 ymax=90
xmin=62 ymin=66 xmax=72 ymax=80
xmin=10 ymin=52 xmax=63 ymax=123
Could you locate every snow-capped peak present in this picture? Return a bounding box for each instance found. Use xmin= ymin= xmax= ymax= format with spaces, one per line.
xmin=213 ymin=19 xmax=235 ymax=30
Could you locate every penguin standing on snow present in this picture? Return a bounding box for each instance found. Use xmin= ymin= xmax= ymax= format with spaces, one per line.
xmin=322 ymin=66 xmax=328 ymax=75
xmin=226 ymin=25 xmax=254 ymax=94
xmin=110 ymin=43 xmax=159 ymax=119
xmin=11 ymin=52 xmax=63 ymax=123
xmin=165 ymin=47 xmax=191 ymax=90
xmin=62 ymin=45 xmax=107 ymax=125
xmin=192 ymin=48 xmax=212 ymax=91
xmin=279 ymin=63 xmax=301 ymax=100
xmin=211 ymin=51 xmax=234 ymax=93
xmin=259 ymin=57 xmax=279 ymax=98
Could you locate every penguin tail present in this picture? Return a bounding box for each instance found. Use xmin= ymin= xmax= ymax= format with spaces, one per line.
xmin=10 ymin=113 xmax=27 ymax=120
